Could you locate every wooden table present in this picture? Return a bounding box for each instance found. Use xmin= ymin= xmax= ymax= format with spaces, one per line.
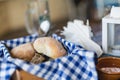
xmin=0 ymin=21 xmax=67 ymax=40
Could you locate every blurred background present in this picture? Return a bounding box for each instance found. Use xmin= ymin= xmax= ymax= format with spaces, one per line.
xmin=0 ymin=0 xmax=120 ymax=41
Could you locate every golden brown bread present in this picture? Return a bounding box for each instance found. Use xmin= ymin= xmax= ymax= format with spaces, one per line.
xmin=10 ymin=43 xmax=35 ymax=61
xmin=33 ymin=37 xmax=66 ymax=59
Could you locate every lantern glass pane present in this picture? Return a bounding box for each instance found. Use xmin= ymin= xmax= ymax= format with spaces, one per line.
xmin=115 ymin=25 xmax=120 ymax=45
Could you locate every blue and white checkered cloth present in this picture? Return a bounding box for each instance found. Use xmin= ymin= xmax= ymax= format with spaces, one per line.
xmin=0 ymin=33 xmax=98 ymax=80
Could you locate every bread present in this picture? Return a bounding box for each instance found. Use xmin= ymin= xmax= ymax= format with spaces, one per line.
xmin=10 ymin=43 xmax=35 ymax=61
xmin=33 ymin=37 xmax=66 ymax=59
xmin=30 ymin=53 xmax=46 ymax=64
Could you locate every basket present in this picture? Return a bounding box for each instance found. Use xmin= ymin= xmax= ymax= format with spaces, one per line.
xmin=0 ymin=33 xmax=98 ymax=80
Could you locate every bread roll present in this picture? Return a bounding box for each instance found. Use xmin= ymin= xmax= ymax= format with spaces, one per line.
xmin=33 ymin=37 xmax=66 ymax=59
xmin=30 ymin=53 xmax=46 ymax=64
xmin=10 ymin=43 xmax=35 ymax=61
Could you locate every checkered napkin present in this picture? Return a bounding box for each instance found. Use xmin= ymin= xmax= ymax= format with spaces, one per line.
xmin=0 ymin=33 xmax=98 ymax=80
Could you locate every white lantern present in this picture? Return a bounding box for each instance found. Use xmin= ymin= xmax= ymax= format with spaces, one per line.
xmin=102 ymin=8 xmax=120 ymax=56
xmin=110 ymin=6 xmax=120 ymax=18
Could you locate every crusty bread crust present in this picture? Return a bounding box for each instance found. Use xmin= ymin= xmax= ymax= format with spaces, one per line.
xmin=10 ymin=43 xmax=35 ymax=61
xmin=33 ymin=37 xmax=66 ymax=59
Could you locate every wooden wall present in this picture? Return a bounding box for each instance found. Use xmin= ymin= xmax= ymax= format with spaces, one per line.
xmin=0 ymin=1 xmax=9 ymax=36
xmin=0 ymin=0 xmax=69 ymax=36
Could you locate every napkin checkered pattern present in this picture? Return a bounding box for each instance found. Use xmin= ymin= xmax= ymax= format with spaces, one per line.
xmin=0 ymin=33 xmax=98 ymax=80
xmin=0 ymin=32 xmax=39 ymax=50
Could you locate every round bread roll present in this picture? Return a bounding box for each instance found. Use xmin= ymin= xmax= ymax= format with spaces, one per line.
xmin=10 ymin=43 xmax=35 ymax=61
xmin=33 ymin=37 xmax=66 ymax=59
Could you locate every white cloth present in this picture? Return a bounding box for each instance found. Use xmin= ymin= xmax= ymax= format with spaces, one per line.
xmin=61 ymin=20 xmax=103 ymax=57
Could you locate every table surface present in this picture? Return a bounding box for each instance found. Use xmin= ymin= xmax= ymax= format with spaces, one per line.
xmin=0 ymin=22 xmax=67 ymax=40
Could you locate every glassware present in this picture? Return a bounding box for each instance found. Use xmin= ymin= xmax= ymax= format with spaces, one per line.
xmin=25 ymin=0 xmax=50 ymax=35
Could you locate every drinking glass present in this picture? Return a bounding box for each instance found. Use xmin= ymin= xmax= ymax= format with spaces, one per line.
xmin=25 ymin=0 xmax=50 ymax=35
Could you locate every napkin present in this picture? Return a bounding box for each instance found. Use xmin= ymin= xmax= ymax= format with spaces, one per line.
xmin=61 ymin=20 xmax=103 ymax=57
